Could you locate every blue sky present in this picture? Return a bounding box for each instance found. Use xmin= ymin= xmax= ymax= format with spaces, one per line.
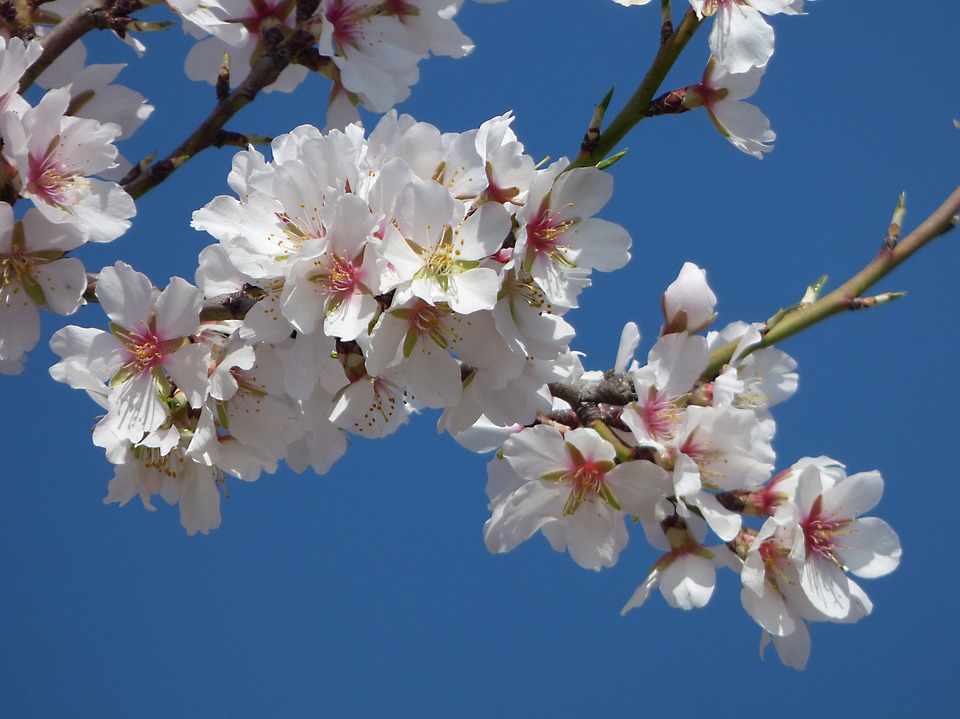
xmin=2 ymin=1 xmax=958 ymax=716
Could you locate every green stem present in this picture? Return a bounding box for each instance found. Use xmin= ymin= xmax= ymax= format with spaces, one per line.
xmin=571 ymin=9 xmax=701 ymax=169
xmin=702 ymin=186 xmax=960 ymax=379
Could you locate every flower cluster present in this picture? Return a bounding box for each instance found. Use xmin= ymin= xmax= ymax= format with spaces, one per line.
xmin=481 ymin=261 xmax=901 ymax=670
xmin=0 ymin=36 xmax=151 ymax=373
xmin=174 ymin=0 xmax=489 ymax=127
xmin=49 ymin=110 xmax=631 ymax=534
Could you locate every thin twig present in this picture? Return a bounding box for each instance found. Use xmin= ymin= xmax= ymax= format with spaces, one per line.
xmin=122 ymin=28 xmax=315 ymax=200
xmin=571 ymin=9 xmax=701 ymax=168
xmin=702 ymin=186 xmax=960 ymax=379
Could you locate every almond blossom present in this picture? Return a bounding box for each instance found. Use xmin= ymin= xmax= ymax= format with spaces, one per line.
xmin=1 ymin=88 xmax=137 ymax=242
xmin=0 ymin=205 xmax=87 ymax=374
xmin=690 ymin=0 xmax=798 ymax=74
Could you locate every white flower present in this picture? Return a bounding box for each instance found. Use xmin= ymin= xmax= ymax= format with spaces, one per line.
xmin=515 ymin=161 xmax=631 ymax=308
xmin=484 ymin=426 xmax=665 ymax=570
xmin=690 ymin=0 xmax=797 ymax=74
xmin=382 ymin=175 xmax=510 ymax=314
xmin=1 ymin=88 xmax=136 ymax=242
xmin=54 ymin=263 xmax=209 ymax=444
xmin=662 ymin=262 xmax=717 ymax=333
xmin=318 ymin=0 xmax=474 ymax=114
xmin=694 ymin=59 xmax=775 ymax=159
xmin=105 ymin=445 xmax=222 ymax=537
xmin=622 ymin=332 xmax=710 ymax=452
xmin=0 ymin=205 xmax=87 ymax=373
xmin=281 ymin=193 xmax=384 ymax=341
xmin=787 ymin=465 xmax=902 ymax=620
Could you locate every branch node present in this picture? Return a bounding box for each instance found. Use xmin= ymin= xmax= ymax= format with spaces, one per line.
xmin=217 ymin=52 xmax=231 ymax=101
xmin=883 ymin=191 xmax=907 ymax=249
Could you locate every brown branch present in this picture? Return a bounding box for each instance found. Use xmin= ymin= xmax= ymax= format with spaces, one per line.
xmin=122 ymin=27 xmax=315 ymax=200
xmin=18 ymin=1 xmax=144 ymax=93
xmin=702 ymin=186 xmax=960 ymax=379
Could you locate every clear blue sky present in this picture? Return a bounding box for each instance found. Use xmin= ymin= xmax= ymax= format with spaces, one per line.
xmin=2 ymin=2 xmax=957 ymax=716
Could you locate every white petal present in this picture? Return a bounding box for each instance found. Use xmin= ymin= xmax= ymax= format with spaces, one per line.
xmin=834 ymin=517 xmax=902 ymax=579
xmin=660 ymin=554 xmax=716 ymax=610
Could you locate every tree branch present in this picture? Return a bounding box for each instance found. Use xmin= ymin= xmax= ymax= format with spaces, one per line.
xmin=571 ymin=9 xmax=701 ymax=169
xmin=702 ymin=186 xmax=960 ymax=379
xmin=122 ymin=28 xmax=315 ymax=200
xmin=18 ymin=1 xmax=144 ymax=93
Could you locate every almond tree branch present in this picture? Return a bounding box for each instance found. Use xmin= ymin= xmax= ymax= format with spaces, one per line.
xmin=571 ymin=8 xmax=701 ymax=168
xmin=122 ymin=28 xmax=315 ymax=200
xmin=702 ymin=186 xmax=960 ymax=379
xmin=18 ymin=1 xmax=142 ymax=93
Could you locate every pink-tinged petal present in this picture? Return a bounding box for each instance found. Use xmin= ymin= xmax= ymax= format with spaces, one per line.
xmin=154 ymin=276 xmax=202 ymax=340
xmin=834 ymin=517 xmax=902 ymax=579
xmin=109 ymin=370 xmax=168 ymax=442
xmin=95 ymin=261 xmax=153 ymax=330
xmin=483 ymin=481 xmax=567 ymax=554
xmin=32 ymin=257 xmax=86 ymax=316
xmin=822 ymin=470 xmax=884 ymax=519
xmin=798 ymin=554 xmax=851 ymax=620
xmin=503 ymin=424 xmax=567 ymax=480
xmin=660 ymin=554 xmax=716 ymax=609
xmin=164 ymin=344 xmax=211 ymax=408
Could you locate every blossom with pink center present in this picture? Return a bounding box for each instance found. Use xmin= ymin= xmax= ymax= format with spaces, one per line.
xmin=784 ymin=464 xmax=902 ymax=620
xmin=0 ymin=205 xmax=87 ymax=374
xmin=50 ymin=262 xmax=210 ymax=444
xmin=484 ymin=425 xmax=666 ymax=570
xmin=515 ymin=159 xmax=631 ymax=309
xmin=1 ymin=88 xmax=136 ymax=242
xmin=622 ymin=332 xmax=710 ymax=452
xmin=281 ymin=193 xmax=384 ymax=341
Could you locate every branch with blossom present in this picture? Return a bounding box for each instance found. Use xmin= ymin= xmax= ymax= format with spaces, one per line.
xmin=0 ymin=0 xmax=954 ymax=673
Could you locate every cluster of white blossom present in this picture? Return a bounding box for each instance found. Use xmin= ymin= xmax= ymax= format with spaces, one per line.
xmin=173 ymin=0 xmax=500 ymax=128
xmin=481 ymin=262 xmax=901 ymax=670
xmin=47 ymin=110 xmax=632 ymax=535
xmin=615 ymin=0 xmax=815 ymax=158
xmin=0 ymin=35 xmax=151 ymax=374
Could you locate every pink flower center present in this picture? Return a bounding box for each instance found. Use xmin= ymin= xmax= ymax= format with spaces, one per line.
xmin=640 ymin=387 xmax=678 ymax=440
xmin=229 ymin=0 xmax=294 ymax=35
xmin=314 ymin=254 xmax=364 ymax=298
xmin=27 ymin=144 xmax=76 ymax=208
xmin=125 ymin=330 xmax=168 ymax=373
xmin=569 ymin=460 xmax=607 ymax=497
xmin=802 ymin=496 xmax=851 ymax=560
xmin=525 ymin=204 xmax=576 ymax=255
xmin=326 ymin=0 xmax=367 ymax=50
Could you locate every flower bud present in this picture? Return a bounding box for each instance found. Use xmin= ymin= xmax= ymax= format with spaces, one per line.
xmin=662 ymin=262 xmax=718 ymax=334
